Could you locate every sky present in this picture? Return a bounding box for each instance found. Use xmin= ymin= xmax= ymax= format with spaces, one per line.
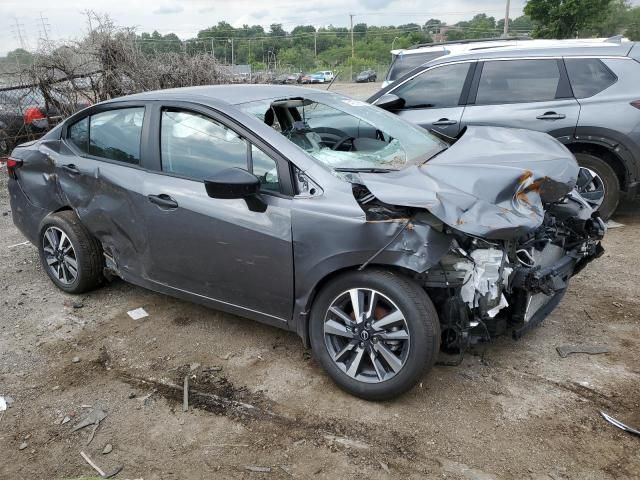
xmin=0 ymin=0 xmax=535 ymax=56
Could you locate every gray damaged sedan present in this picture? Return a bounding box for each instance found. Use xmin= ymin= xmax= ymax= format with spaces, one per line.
xmin=5 ymin=85 xmax=605 ymax=400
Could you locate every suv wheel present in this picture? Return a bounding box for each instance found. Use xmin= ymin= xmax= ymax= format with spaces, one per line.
xmin=38 ymin=211 xmax=104 ymax=294
xmin=574 ymin=152 xmax=620 ymax=220
xmin=310 ymin=269 xmax=440 ymax=400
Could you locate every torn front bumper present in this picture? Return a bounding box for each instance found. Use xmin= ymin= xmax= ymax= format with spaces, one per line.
xmin=508 ymin=240 xmax=604 ymax=339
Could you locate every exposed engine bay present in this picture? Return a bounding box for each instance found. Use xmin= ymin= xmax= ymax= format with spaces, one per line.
xmin=353 ymin=182 xmax=606 ymax=359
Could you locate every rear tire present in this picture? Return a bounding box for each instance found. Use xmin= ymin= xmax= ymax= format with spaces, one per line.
xmin=310 ymin=269 xmax=440 ymax=400
xmin=574 ymin=152 xmax=620 ymax=220
xmin=37 ymin=211 xmax=104 ymax=294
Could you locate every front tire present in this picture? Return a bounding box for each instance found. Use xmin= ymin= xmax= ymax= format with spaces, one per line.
xmin=310 ymin=269 xmax=440 ymax=400
xmin=38 ymin=211 xmax=104 ymax=294
xmin=574 ymin=152 xmax=620 ymax=220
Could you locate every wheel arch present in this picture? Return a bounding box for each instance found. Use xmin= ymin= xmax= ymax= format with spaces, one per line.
xmin=567 ymin=142 xmax=627 ymax=190
xmin=294 ymin=263 xmax=421 ymax=348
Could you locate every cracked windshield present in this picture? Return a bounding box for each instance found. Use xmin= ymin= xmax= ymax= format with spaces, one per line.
xmin=240 ymin=95 xmax=446 ymax=172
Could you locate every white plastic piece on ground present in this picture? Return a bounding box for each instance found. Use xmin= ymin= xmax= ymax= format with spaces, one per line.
xmin=0 ymin=396 xmax=6 ymax=411
xmin=454 ymin=248 xmax=512 ymax=316
xmin=127 ymin=307 xmax=149 ymax=320
xmin=606 ymin=220 xmax=625 ymax=229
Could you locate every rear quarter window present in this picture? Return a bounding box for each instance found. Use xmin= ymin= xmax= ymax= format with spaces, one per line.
xmin=564 ymin=58 xmax=617 ymax=99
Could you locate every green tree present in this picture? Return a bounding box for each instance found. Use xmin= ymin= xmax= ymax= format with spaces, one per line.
xmin=625 ymin=6 xmax=640 ymax=40
xmin=524 ymin=0 xmax=613 ymax=38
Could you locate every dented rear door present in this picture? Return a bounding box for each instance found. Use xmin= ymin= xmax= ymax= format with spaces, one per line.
xmin=56 ymin=102 xmax=152 ymax=277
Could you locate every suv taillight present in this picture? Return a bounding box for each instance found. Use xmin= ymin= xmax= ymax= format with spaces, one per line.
xmin=24 ymin=106 xmax=45 ymax=125
xmin=631 ymin=100 xmax=640 ymax=110
xmin=1 ymin=157 xmax=23 ymax=178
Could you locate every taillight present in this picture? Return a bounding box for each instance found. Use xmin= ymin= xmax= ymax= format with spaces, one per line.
xmin=1 ymin=157 xmax=23 ymax=178
xmin=631 ymin=100 xmax=640 ymax=110
xmin=24 ymin=106 xmax=45 ymax=125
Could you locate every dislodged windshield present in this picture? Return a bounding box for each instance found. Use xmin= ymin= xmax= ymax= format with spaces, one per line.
xmin=239 ymin=94 xmax=446 ymax=172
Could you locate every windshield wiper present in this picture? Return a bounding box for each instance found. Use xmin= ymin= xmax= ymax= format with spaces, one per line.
xmin=333 ymin=167 xmax=395 ymax=173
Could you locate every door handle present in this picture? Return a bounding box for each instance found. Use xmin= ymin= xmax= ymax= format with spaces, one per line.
xmin=148 ymin=194 xmax=179 ymax=209
xmin=432 ymin=118 xmax=457 ymax=126
xmin=62 ymin=164 xmax=80 ymax=175
xmin=536 ymin=112 xmax=566 ymax=120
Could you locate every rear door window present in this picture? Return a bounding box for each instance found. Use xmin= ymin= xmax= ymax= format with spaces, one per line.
xmin=387 ymin=51 xmax=448 ymax=81
xmin=160 ymin=109 xmax=248 ymax=179
xmin=564 ymin=58 xmax=617 ymax=98
xmin=391 ymin=62 xmax=472 ymax=109
xmin=89 ymin=108 xmax=145 ymax=164
xmin=476 ymin=59 xmax=561 ymax=104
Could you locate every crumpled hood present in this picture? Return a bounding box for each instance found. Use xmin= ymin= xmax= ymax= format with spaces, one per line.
xmin=358 ymin=126 xmax=580 ymax=239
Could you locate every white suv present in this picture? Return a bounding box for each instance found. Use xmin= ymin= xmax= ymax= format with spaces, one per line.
xmin=382 ymin=37 xmax=625 ymax=88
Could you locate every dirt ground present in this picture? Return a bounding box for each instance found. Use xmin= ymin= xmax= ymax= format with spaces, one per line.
xmin=1 ymin=83 xmax=640 ymax=480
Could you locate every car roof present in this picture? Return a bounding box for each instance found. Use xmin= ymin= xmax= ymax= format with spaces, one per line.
xmin=426 ymin=41 xmax=635 ymax=66
xmin=105 ymin=84 xmax=332 ymax=106
xmin=390 ymin=38 xmax=632 ymax=57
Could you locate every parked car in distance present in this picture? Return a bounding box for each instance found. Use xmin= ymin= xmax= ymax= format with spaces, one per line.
xmin=370 ymin=40 xmax=640 ymax=219
xmin=356 ymin=70 xmax=377 ymax=83
xmin=5 ymin=85 xmax=605 ymax=400
xmin=0 ymin=88 xmax=90 ymax=156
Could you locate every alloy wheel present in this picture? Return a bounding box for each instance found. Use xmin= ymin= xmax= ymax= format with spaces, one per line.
xmin=42 ymin=226 xmax=78 ymax=285
xmin=576 ymin=167 xmax=606 ymax=210
xmin=323 ymin=288 xmax=410 ymax=383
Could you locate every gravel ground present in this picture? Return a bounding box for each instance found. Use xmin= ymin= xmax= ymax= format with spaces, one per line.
xmin=1 ymin=83 xmax=639 ymax=479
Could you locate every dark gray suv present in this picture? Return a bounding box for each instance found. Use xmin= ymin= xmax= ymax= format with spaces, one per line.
xmin=369 ymin=42 xmax=640 ymax=219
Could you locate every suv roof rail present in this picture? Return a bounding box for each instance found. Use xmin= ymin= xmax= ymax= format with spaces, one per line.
xmin=407 ymin=36 xmax=532 ymax=50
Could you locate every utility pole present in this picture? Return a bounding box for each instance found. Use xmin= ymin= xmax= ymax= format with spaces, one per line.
xmin=11 ymin=18 xmax=28 ymax=50
xmin=350 ymin=13 xmax=355 ymax=82
xmin=211 ymin=38 xmax=215 ymax=61
xmin=349 ymin=14 xmax=355 ymax=59
xmin=39 ymin=12 xmax=51 ymax=44
xmin=231 ymin=37 xmax=234 ymax=66
xmin=502 ymin=0 xmax=511 ymax=37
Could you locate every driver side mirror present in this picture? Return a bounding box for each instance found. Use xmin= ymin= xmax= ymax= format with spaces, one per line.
xmin=204 ymin=167 xmax=260 ymax=199
xmin=374 ymin=93 xmax=405 ymax=111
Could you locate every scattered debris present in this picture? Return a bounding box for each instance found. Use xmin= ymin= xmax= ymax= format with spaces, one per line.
xmin=323 ymin=434 xmax=370 ymax=450
xmin=245 ymin=466 xmax=271 ymax=473
xmin=183 ymin=376 xmax=189 ymax=412
xmin=612 ymin=301 xmax=624 ymax=308
xmin=61 ymin=416 xmax=71 ymax=425
xmin=204 ymin=443 xmax=250 ymax=448
xmin=73 ymin=301 xmax=84 ymax=309
xmin=556 ymin=345 xmax=609 ymax=358
xmin=379 ymin=461 xmax=391 ymax=473
xmin=80 ymin=450 xmax=123 ymax=478
xmin=87 ymin=420 xmax=100 ymax=445
xmin=0 ymin=396 xmax=6 ymax=411
xmin=72 ymin=356 xmax=81 ymax=363
xmin=606 ymin=220 xmax=625 ymax=229
xmin=72 ymin=408 xmax=107 ymax=432
xmin=102 ymin=443 xmax=113 ymax=454
xmin=203 ymin=366 xmax=223 ymax=373
xmin=19 ymin=442 xmax=28 ymax=450
xmin=127 ymin=307 xmax=149 ymax=320
xmin=190 ymin=363 xmax=201 ymax=371
xmin=128 ymin=392 xmax=137 ymax=399
xmin=7 ymin=241 xmax=30 ymax=249
xmin=600 ymin=411 xmax=640 ymax=437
